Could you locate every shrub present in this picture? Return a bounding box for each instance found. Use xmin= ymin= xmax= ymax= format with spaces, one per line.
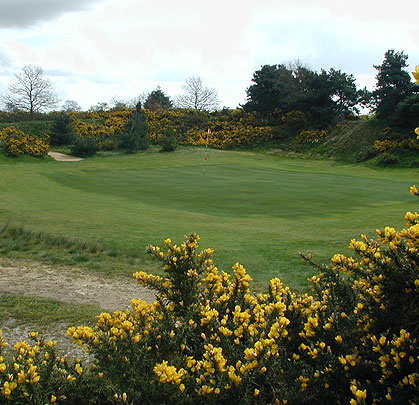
xmin=70 ymin=134 xmax=99 ymax=157
xmin=0 ymin=126 xmax=49 ymax=157
xmin=297 ymin=129 xmax=328 ymax=144
xmin=377 ymin=152 xmax=399 ymax=165
xmin=159 ymin=127 xmax=178 ymax=152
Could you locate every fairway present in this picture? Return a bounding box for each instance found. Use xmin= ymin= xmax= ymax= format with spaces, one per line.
xmin=1 ymin=148 xmax=417 ymax=289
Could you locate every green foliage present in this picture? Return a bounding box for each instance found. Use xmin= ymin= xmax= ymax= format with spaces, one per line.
xmin=244 ymin=64 xmax=363 ymax=126
xmin=144 ymin=87 xmax=173 ymax=111
xmin=159 ymin=127 xmax=178 ymax=152
xmin=372 ymin=50 xmax=414 ymax=119
xmin=120 ymin=102 xmax=149 ymax=153
xmin=50 ymin=112 xmax=74 ymax=145
xmin=394 ymin=94 xmax=419 ymax=128
xmin=0 ymin=126 xmax=49 ymax=157
xmin=70 ymin=134 xmax=99 ymax=157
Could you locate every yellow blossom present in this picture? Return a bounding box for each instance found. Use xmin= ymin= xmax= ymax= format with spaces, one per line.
xmin=413 ymin=65 xmax=419 ymax=83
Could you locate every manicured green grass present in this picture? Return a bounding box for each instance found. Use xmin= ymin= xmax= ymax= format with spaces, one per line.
xmin=0 ymin=147 xmax=417 ymax=289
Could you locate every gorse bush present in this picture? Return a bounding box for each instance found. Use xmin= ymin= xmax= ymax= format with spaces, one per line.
xmin=0 ymin=126 xmax=49 ymax=157
xmin=0 ymin=187 xmax=418 ymax=403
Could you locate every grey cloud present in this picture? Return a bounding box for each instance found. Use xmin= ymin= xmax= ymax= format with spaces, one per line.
xmin=0 ymin=0 xmax=104 ymax=28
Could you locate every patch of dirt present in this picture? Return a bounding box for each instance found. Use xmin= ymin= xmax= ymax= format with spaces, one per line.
xmin=0 ymin=258 xmax=155 ymax=357
xmin=48 ymin=151 xmax=84 ymax=161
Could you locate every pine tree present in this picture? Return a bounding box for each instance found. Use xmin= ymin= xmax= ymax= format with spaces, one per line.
xmin=120 ymin=101 xmax=149 ymax=153
xmin=372 ymin=50 xmax=413 ymax=119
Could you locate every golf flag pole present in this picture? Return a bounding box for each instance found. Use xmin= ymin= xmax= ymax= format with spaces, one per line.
xmin=204 ymin=128 xmax=211 ymax=176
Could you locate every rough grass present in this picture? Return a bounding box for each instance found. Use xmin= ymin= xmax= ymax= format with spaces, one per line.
xmin=0 ymin=147 xmax=417 ymax=290
xmin=0 ymin=293 xmax=100 ymax=327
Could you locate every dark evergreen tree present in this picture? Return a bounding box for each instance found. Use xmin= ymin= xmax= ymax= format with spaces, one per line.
xmin=372 ymin=50 xmax=413 ymax=119
xmin=144 ymin=87 xmax=172 ymax=110
xmin=394 ymin=94 xmax=419 ymax=128
xmin=244 ymin=64 xmax=362 ymax=126
xmin=50 ymin=112 xmax=74 ymax=145
xmin=324 ymin=68 xmax=361 ymax=117
xmin=120 ymin=101 xmax=149 ymax=153
xmin=244 ymin=64 xmax=294 ymax=115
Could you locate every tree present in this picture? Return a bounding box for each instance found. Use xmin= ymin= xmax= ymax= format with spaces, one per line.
xmin=372 ymin=50 xmax=414 ymax=119
xmin=120 ymin=101 xmax=149 ymax=153
xmin=88 ymin=102 xmax=109 ymax=112
xmin=176 ymin=76 xmax=219 ymax=111
xmin=394 ymin=94 xmax=419 ymax=128
xmin=2 ymin=65 xmax=58 ymax=117
xmin=323 ymin=68 xmax=361 ymax=117
xmin=50 ymin=112 xmax=74 ymax=145
xmin=144 ymin=86 xmax=172 ymax=110
xmin=244 ymin=63 xmax=364 ymax=125
xmin=244 ymin=64 xmax=294 ymax=114
xmin=61 ymin=99 xmax=82 ymax=113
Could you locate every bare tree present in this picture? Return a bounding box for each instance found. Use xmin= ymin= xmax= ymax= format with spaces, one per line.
xmin=61 ymin=99 xmax=82 ymax=112
xmin=176 ymin=76 xmax=220 ymax=111
xmin=2 ymin=65 xmax=58 ymax=116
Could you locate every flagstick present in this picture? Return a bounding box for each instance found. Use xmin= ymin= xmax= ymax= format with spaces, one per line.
xmin=204 ymin=128 xmax=210 ymax=176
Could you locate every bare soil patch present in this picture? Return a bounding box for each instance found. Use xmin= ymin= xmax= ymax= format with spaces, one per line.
xmin=0 ymin=258 xmax=155 ymax=356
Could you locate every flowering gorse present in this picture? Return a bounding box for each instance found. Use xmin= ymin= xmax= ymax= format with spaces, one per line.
xmin=0 ymin=126 xmax=49 ymax=157
xmin=64 ymin=193 xmax=419 ymax=404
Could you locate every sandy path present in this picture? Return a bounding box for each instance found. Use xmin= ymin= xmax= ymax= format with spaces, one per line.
xmin=0 ymin=259 xmax=155 ymax=356
xmin=48 ymin=151 xmax=84 ymax=161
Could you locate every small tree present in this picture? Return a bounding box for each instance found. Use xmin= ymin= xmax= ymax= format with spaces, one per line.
xmin=120 ymin=101 xmax=149 ymax=153
xmin=2 ymin=65 xmax=58 ymax=117
xmin=50 ymin=112 xmax=74 ymax=145
xmin=144 ymin=87 xmax=173 ymax=110
xmin=159 ymin=127 xmax=178 ymax=152
xmin=176 ymin=76 xmax=220 ymax=111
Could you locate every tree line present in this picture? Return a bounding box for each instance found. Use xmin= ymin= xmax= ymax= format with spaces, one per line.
xmin=1 ymin=49 xmax=418 ymax=129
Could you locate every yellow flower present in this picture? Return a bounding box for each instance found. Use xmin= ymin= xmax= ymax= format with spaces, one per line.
xmin=75 ymin=363 xmax=83 ymax=375
xmin=335 ymin=335 xmax=343 ymax=343
xmin=50 ymin=395 xmax=57 ymax=403
xmin=254 ymin=388 xmax=260 ymax=396
xmin=413 ymin=66 xmax=419 ymax=84
xmin=410 ymin=185 xmax=419 ymax=196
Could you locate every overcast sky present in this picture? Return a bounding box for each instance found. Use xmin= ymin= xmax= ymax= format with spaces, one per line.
xmin=0 ymin=0 xmax=418 ymax=110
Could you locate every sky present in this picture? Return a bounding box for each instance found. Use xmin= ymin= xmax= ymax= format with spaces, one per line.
xmin=0 ymin=0 xmax=418 ymax=111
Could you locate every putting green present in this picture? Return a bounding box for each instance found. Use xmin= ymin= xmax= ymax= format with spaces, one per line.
xmin=1 ymin=148 xmax=417 ymax=289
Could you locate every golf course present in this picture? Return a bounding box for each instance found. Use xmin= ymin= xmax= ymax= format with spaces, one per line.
xmin=1 ymin=147 xmax=417 ymax=289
